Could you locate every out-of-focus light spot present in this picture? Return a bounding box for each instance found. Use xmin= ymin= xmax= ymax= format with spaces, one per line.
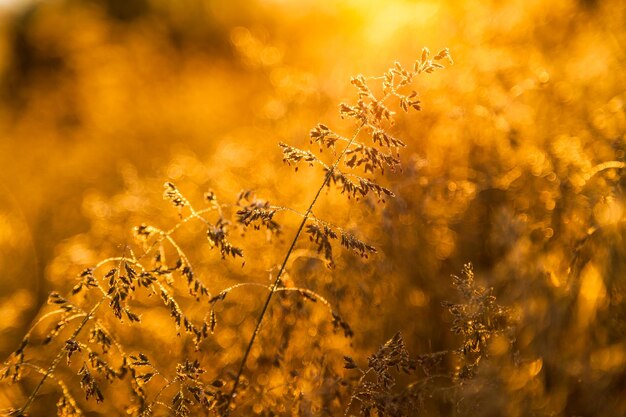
xmin=521 ymin=78 xmax=536 ymax=90
xmin=67 ymin=243 xmax=97 ymax=265
xmin=256 ymin=373 xmax=269 ymax=386
xmin=548 ymin=271 xmax=561 ymax=288
xmin=0 ymin=212 xmax=17 ymax=248
xmin=230 ymin=27 xmax=283 ymax=68
xmin=361 ymin=1 xmax=439 ymax=45
xmin=510 ymin=85 xmax=524 ymax=97
xmin=230 ymin=26 xmax=253 ymax=46
xmin=591 ymin=343 xmax=626 ymax=372
xmin=508 ymin=368 xmax=529 ymax=390
xmin=474 ymin=105 xmax=490 ymax=117
xmin=525 ymin=148 xmax=547 ymax=176
xmin=263 ymin=98 xmax=287 ymax=120
xmin=284 ymin=313 xmax=297 ymax=326
xmin=567 ymin=35 xmax=612 ymax=81
xmin=261 ymin=46 xmax=282 ymax=66
xmin=593 ymin=196 xmax=623 ymax=226
xmin=507 ymin=358 xmax=543 ymax=390
xmin=496 ymin=166 xmax=522 ymax=190
xmin=494 ymin=115 xmax=510 ymax=132
xmin=0 ymin=0 xmax=30 ymax=9
xmin=409 ymin=288 xmax=427 ymax=307
xmin=607 ymin=96 xmax=623 ymax=113
xmin=527 ymin=358 xmax=543 ymax=377
xmin=432 ymin=226 xmax=455 ymax=260
xmin=166 ymin=163 xmax=184 ymax=180
xmin=489 ymin=334 xmax=510 ymax=356
xmin=540 ymin=191 xmax=551 ymax=202
xmin=537 ymin=70 xmax=550 ymax=84
xmin=0 ymin=289 xmax=33 ymax=332
xmin=216 ymin=327 xmax=237 ymax=349
xmin=592 ymin=109 xmax=607 ymax=130
xmin=577 ymin=263 xmax=606 ymax=329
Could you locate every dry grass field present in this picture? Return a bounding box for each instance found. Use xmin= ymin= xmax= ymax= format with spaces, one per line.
xmin=1 ymin=0 xmax=625 ymax=415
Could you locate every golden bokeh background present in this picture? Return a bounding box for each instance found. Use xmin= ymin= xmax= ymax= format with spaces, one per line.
xmin=0 ymin=0 xmax=625 ymax=415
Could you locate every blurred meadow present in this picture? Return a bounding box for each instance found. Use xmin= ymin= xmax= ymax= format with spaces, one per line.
xmin=1 ymin=0 xmax=626 ymax=415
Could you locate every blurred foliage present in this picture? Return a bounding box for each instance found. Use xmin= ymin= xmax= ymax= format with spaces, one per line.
xmin=1 ymin=0 xmax=625 ymax=415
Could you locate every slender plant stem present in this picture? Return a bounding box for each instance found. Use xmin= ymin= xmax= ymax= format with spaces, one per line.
xmin=12 ymin=206 xmax=213 ymax=414
xmin=16 ymin=296 xmax=106 ymax=416
xmin=225 ymin=121 xmax=366 ymax=412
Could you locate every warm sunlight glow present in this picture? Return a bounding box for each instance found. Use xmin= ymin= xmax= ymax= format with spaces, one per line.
xmin=1 ymin=0 xmax=625 ymax=415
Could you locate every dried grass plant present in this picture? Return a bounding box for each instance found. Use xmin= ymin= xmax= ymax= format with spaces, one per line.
xmin=3 ymin=2 xmax=626 ymax=416
xmin=1 ymin=49 xmax=453 ymax=416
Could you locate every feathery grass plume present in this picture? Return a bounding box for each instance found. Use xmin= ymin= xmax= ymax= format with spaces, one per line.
xmin=442 ymin=263 xmax=517 ymax=379
xmin=3 ymin=3 xmax=626 ymax=416
xmin=1 ymin=186 xmax=243 ymax=416
xmin=1 ymin=48 xmax=451 ymax=417
xmin=343 ymin=332 xmax=414 ymax=417
xmin=344 ymin=265 xmax=517 ymax=417
xmin=224 ymin=48 xmax=452 ymax=413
